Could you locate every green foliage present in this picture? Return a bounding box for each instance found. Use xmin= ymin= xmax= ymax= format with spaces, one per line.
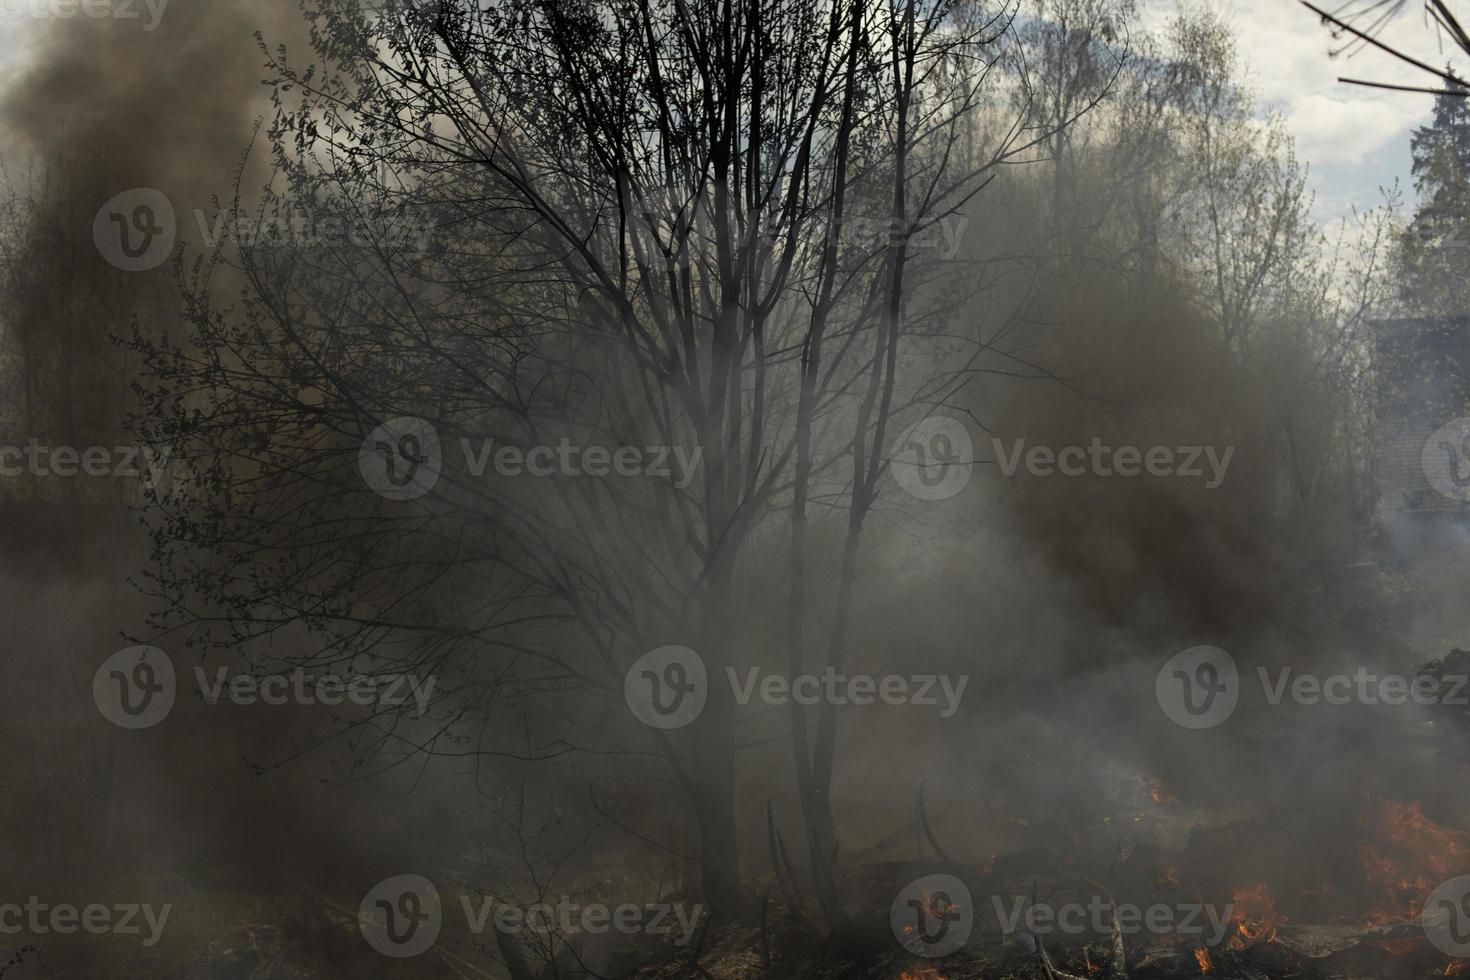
xmin=1398 ymin=84 xmax=1470 ymax=315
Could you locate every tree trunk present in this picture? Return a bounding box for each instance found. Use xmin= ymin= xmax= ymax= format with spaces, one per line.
xmin=694 ymin=556 xmax=743 ymax=916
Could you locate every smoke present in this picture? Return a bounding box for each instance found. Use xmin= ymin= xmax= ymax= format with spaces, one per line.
xmin=0 ymin=0 xmax=436 ymax=909
xmin=794 ymin=157 xmax=1467 ymax=926
xmin=2 ymin=0 xmax=302 ymax=201
xmin=0 ymin=3 xmax=1465 ymax=973
xmin=0 ymin=1 xmax=315 ymax=461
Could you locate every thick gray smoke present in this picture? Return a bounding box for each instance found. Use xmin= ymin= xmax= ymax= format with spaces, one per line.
xmin=3 ymin=1 xmax=297 ymax=201
xmin=0 ymin=4 xmax=1466 ymax=977
xmin=0 ymin=0 xmax=447 ymax=931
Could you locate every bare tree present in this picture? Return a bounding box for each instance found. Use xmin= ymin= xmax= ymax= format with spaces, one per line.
xmin=132 ymin=0 xmax=1047 ymax=919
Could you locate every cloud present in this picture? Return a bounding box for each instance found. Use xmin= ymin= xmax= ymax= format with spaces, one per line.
xmin=1141 ymin=0 xmax=1435 ymax=221
xmin=1286 ymin=92 xmax=1411 ymax=165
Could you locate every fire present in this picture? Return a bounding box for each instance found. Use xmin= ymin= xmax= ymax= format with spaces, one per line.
xmin=1194 ymin=947 xmax=1214 ymax=973
xmin=1227 ymin=882 xmax=1284 ymax=949
xmin=1155 ymin=862 xmax=1181 ymax=888
xmin=1359 ymin=794 xmax=1470 ymax=926
xmin=898 ymin=966 xmax=944 ymax=980
xmin=1445 ymin=960 xmax=1467 ymax=976
xmin=899 ymin=891 xmax=961 ymax=940
xmin=1133 ymin=772 xmax=1178 ymax=806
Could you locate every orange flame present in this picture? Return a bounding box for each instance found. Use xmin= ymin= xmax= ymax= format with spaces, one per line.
xmin=1194 ymin=947 xmax=1214 ymax=973
xmin=1133 ymin=772 xmax=1179 ymax=806
xmin=1227 ymin=882 xmax=1284 ymax=949
xmin=898 ymin=966 xmax=944 ymax=980
xmin=898 ymin=891 xmax=961 ymax=939
xmin=1359 ymin=794 xmax=1470 ymax=926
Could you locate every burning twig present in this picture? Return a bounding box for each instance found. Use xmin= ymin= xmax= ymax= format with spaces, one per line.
xmin=1029 ymin=880 xmax=1125 ymax=980
xmin=1034 ymin=929 xmax=1090 ymax=980
xmin=1226 ymin=883 xmax=1284 ymax=950
xmin=1030 ymin=882 xmax=1130 ymax=979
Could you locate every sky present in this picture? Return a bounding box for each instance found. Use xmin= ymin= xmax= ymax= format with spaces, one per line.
xmin=1166 ymin=0 xmax=1454 ymax=228
xmin=0 ymin=0 xmax=1454 ymax=231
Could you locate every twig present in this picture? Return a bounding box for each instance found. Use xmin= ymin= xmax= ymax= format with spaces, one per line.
xmin=916 ymin=781 xmax=957 ymax=866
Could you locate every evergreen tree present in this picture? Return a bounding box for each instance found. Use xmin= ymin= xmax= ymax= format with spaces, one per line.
xmin=1399 ymin=77 xmax=1470 ymax=314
